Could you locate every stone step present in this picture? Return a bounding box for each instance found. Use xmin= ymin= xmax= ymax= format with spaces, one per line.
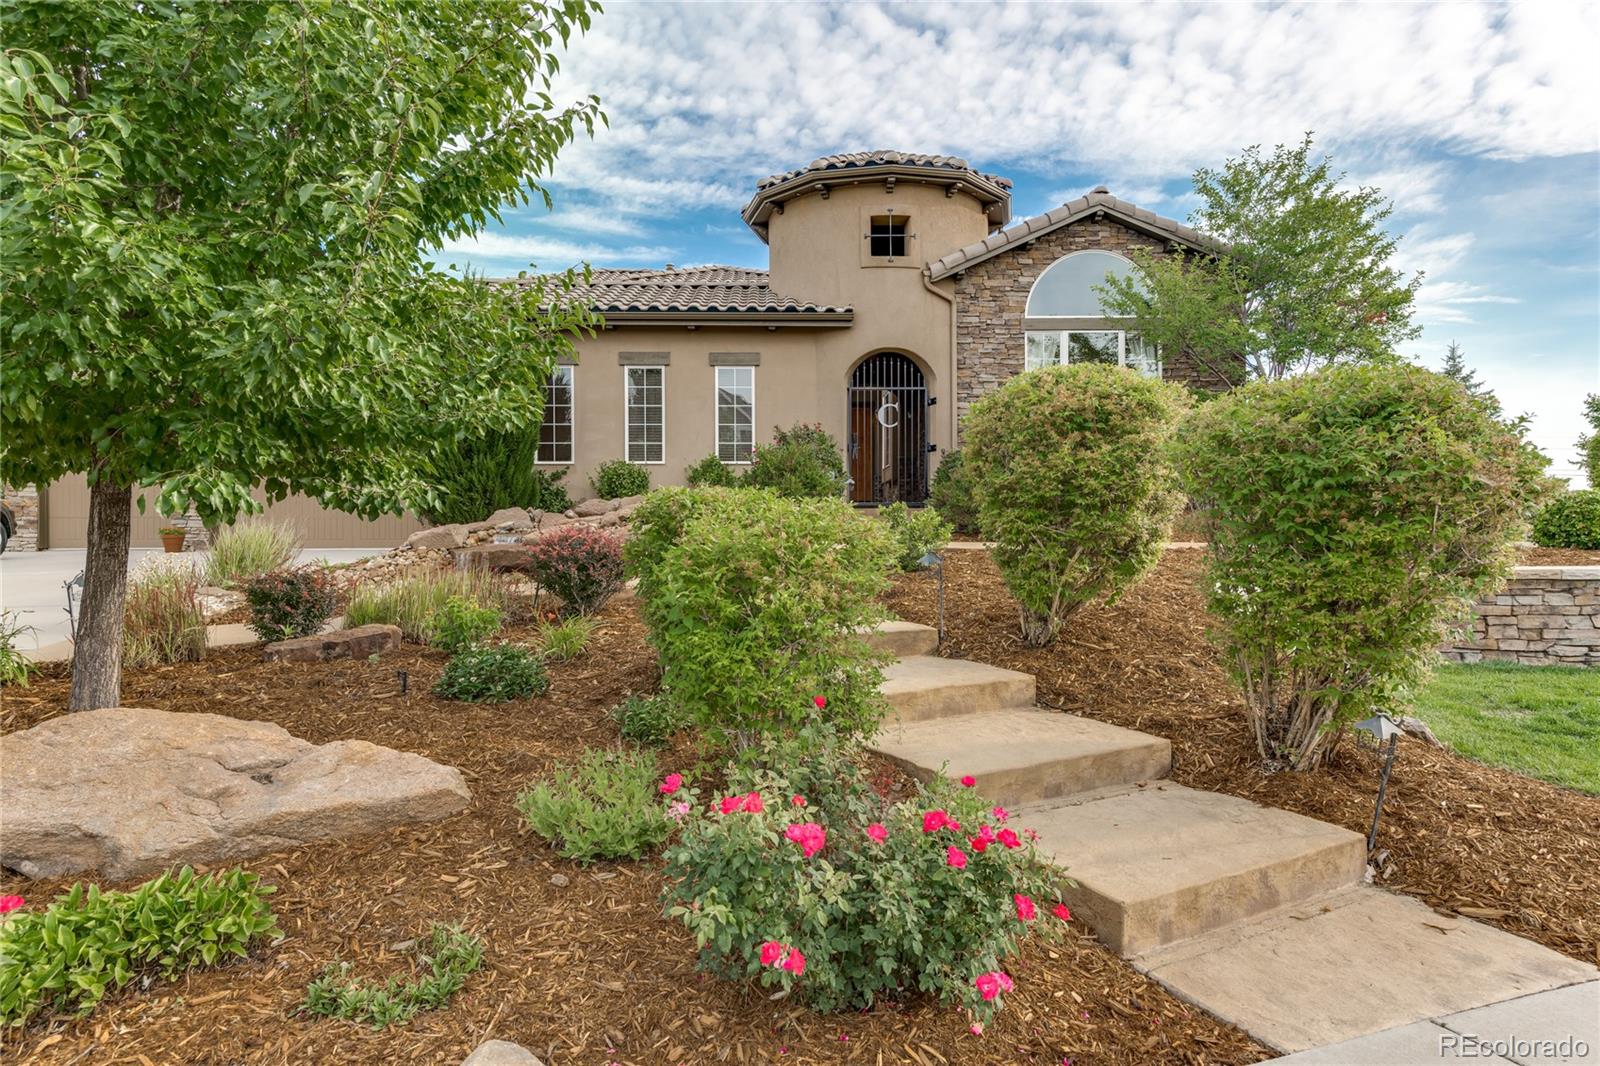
xmin=862 ymin=620 xmax=939 ymax=658
xmin=1021 ymin=782 xmax=1366 ymax=957
xmin=1136 ymin=886 xmax=1600 ymax=1055
xmin=870 ymin=708 xmax=1171 ymax=806
xmin=880 ymin=655 xmax=1036 ymax=722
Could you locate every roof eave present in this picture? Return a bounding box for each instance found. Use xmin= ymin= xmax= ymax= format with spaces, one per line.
xmin=597 ymin=310 xmax=855 ymax=328
xmin=927 ymin=202 xmax=1221 ymax=281
xmin=741 ymin=164 xmax=1012 ymax=244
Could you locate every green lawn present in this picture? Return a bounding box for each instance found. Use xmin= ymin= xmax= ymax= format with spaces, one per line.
xmin=1412 ymin=662 xmax=1600 ymax=794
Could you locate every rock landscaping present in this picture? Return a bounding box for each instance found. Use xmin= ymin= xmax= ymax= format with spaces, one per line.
xmin=1 ymin=707 xmax=469 ymax=880
xmin=263 ymin=622 xmax=402 ymax=663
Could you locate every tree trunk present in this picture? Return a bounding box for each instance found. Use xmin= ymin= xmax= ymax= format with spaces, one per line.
xmin=68 ymin=474 xmax=133 ymax=711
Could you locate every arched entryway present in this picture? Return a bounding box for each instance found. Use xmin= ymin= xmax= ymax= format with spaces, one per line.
xmin=847 ymin=352 xmax=929 ymax=505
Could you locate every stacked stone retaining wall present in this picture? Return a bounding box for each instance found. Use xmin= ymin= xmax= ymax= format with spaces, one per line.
xmin=1441 ymin=566 xmax=1600 ymax=667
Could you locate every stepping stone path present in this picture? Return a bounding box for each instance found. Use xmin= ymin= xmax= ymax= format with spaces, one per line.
xmin=864 ymin=621 xmax=1599 ymax=1057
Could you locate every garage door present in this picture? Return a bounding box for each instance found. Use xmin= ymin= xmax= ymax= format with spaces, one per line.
xmin=42 ymin=476 xmax=425 ymax=549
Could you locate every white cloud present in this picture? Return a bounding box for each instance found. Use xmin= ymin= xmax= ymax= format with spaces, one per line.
xmin=433 ymin=232 xmax=675 ymax=268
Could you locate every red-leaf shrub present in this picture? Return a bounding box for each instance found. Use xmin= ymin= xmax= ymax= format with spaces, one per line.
xmin=524 ymin=525 xmax=625 ymax=616
xmin=245 ymin=568 xmax=337 ymax=641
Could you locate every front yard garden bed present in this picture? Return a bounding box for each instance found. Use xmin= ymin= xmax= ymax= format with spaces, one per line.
xmin=886 ymin=548 xmax=1600 ymax=968
xmin=2 ymin=598 xmax=1269 ymax=1065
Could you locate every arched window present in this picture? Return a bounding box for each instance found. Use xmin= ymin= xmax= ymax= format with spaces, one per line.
xmin=1024 ymin=250 xmax=1139 ymax=317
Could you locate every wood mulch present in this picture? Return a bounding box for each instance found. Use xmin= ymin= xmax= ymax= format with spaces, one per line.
xmin=885 ymin=549 xmax=1600 ymax=970
xmin=1518 ymin=546 xmax=1600 ymax=565
xmin=1 ymin=593 xmax=1270 ymax=1065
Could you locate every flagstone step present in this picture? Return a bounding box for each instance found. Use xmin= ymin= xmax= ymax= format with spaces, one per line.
xmin=1136 ymin=886 xmax=1600 ymax=1055
xmin=870 ymin=708 xmax=1171 ymax=806
xmin=862 ymin=620 xmax=939 ymax=658
xmin=880 ymin=655 xmax=1036 ymax=722
xmin=1021 ymin=782 xmax=1366 ymax=957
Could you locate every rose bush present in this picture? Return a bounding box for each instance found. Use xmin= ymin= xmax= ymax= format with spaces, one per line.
xmin=660 ymin=732 xmax=1070 ymax=1023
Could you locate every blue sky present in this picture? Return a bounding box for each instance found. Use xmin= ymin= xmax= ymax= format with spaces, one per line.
xmin=432 ymin=1 xmax=1600 ymax=485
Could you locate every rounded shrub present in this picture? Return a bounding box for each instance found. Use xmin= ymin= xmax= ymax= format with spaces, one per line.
xmin=627 ymin=487 xmax=894 ymax=748
xmin=612 ymin=692 xmax=686 ymax=746
xmin=963 ymin=363 xmax=1189 ymax=646
xmin=1175 ymin=363 xmax=1549 ymax=770
xmin=685 ymin=453 xmax=740 ymax=488
xmin=432 ymin=643 xmax=549 ymax=702
xmin=880 ymin=502 xmax=953 ymax=571
xmin=1531 ymin=490 xmax=1600 ymax=549
xmin=428 ymin=595 xmax=502 ymax=653
xmin=660 ymin=735 xmax=1068 ymax=1022
xmin=590 ymin=459 xmax=650 ymax=500
xmin=246 ymin=567 xmax=337 ymax=642
xmin=743 ymin=423 xmax=848 ymax=499
xmin=928 ymin=448 xmax=981 ymax=534
xmin=524 ymin=524 xmax=626 ymax=616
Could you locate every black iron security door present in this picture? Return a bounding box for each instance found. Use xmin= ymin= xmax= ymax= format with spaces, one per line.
xmin=847 ymin=352 xmax=929 ymax=505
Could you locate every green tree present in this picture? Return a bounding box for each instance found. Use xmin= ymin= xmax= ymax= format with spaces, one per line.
xmin=0 ymin=2 xmax=603 ymax=710
xmin=1579 ymin=393 xmax=1600 ymax=485
xmin=1100 ymin=135 xmax=1422 ymax=381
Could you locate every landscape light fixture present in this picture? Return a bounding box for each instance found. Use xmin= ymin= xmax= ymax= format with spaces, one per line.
xmin=917 ymin=550 xmax=945 ymax=648
xmin=1354 ymin=712 xmax=1403 ymax=852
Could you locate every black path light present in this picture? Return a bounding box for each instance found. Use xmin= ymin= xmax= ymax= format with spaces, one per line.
xmin=1354 ymin=712 xmax=1403 ymax=852
xmin=917 ymin=551 xmax=945 ymax=648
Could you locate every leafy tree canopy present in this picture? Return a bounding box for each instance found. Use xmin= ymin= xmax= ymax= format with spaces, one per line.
xmin=0 ymin=0 xmax=604 ymax=521
xmin=1100 ymin=135 xmax=1422 ymax=381
xmin=1579 ymin=393 xmax=1600 ymax=486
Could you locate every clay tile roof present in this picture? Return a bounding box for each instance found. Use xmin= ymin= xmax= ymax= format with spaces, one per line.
xmin=926 ymin=189 xmax=1221 ymax=281
xmin=510 ymin=265 xmax=851 ymax=317
xmin=755 ymin=150 xmax=1012 ymax=192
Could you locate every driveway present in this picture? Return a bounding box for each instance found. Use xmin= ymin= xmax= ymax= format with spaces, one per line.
xmin=0 ymin=548 xmax=381 ymax=651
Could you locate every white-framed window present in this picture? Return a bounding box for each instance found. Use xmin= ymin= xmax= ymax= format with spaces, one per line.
xmin=715 ymin=366 xmax=755 ymax=463
xmin=536 ymin=365 xmax=574 ymax=464
xmin=1025 ymin=249 xmax=1141 ymax=317
xmin=1024 ymin=330 xmax=1163 ymax=378
xmin=624 ymin=365 xmax=665 ymax=464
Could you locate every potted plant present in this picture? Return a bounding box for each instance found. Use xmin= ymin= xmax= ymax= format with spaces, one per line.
xmin=159 ymin=525 xmax=187 ymax=553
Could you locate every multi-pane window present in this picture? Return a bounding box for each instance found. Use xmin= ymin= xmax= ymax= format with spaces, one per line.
xmin=715 ymin=366 xmax=755 ymax=463
xmin=868 ymin=215 xmax=907 ymax=258
xmin=536 ymin=365 xmax=574 ymax=464
xmin=625 ymin=366 xmax=665 ymax=464
xmin=1023 ymin=330 xmax=1162 ymax=378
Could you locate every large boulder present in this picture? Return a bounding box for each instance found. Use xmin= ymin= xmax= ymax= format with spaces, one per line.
xmin=572 ymin=497 xmax=618 ymax=517
xmin=454 ymin=542 xmax=537 ymax=574
xmin=404 ymin=524 xmax=469 ymax=551
xmin=0 ymin=708 xmax=470 ymax=880
xmin=485 ymin=506 xmax=534 ymax=529
xmin=463 ymin=1042 xmax=544 ymax=1066
xmin=263 ymin=623 xmax=401 ymax=663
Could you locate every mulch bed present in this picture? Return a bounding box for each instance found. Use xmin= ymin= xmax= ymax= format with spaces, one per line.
xmin=1 ymin=594 xmax=1270 ymax=1065
xmin=886 ymin=549 xmax=1600 ymax=970
xmin=1518 ymin=547 xmax=1600 ymax=565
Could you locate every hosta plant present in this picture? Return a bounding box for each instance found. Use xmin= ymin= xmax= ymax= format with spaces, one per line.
xmin=660 ymin=733 xmax=1071 ymax=1024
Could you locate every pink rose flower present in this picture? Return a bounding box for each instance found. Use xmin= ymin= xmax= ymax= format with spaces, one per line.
xmin=659 ymin=772 xmax=683 ymax=794
xmin=784 ymin=822 xmax=827 ymax=858
xmin=1053 ymin=903 xmax=1073 ymax=922
xmin=969 ymin=836 xmax=989 ymax=854
xmin=946 ymin=845 xmax=968 ymax=869
xmin=667 ymin=800 xmax=692 ymax=821
xmin=865 ymin=822 xmax=888 ymax=843
xmin=759 ymin=940 xmax=786 ymax=966
xmin=960 ymin=775 xmax=976 ymax=788
xmin=997 ymin=973 xmax=1014 ymax=993
xmin=992 ymin=806 xmax=1010 ymax=823
xmin=997 ymin=828 xmax=1021 ymax=849
xmin=791 ymin=794 xmax=806 ymax=807
xmin=719 ymin=795 xmax=742 ymax=815
xmin=977 ymin=824 xmax=996 ymax=842
xmin=0 ymin=896 xmax=24 ymax=915
xmin=1014 ymin=894 xmax=1037 ymax=921
xmin=741 ymin=792 xmax=764 ymax=814
xmin=813 ymin=695 xmax=827 ymax=709
xmin=974 ymin=972 xmax=1001 ymax=1002
xmin=922 ymin=809 xmax=950 ymax=833
xmin=781 ymin=947 xmax=806 ymax=975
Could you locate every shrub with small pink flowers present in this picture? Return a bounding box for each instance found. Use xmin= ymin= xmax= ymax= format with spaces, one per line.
xmin=523 ymin=525 xmax=625 ymax=617
xmin=659 ymin=735 xmax=1072 ymax=1022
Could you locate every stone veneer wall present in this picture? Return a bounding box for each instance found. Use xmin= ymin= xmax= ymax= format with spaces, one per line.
xmin=950 ymin=216 xmax=1234 ymax=439
xmin=1441 ymin=566 xmax=1600 ymax=667
xmin=2 ymin=484 xmax=41 ymax=551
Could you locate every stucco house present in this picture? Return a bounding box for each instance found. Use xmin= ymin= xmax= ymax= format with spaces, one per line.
xmin=524 ymin=150 xmax=1222 ymax=508
xmin=11 ymin=150 xmax=1222 ymax=549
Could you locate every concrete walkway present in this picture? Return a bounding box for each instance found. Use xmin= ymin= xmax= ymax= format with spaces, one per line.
xmin=863 ymin=621 xmax=1599 ymax=1058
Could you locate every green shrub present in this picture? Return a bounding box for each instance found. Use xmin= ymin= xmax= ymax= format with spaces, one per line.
xmin=524 ymin=525 xmax=625 ymax=616
xmin=928 ymin=448 xmax=981 ymax=534
xmin=685 ymin=452 xmax=740 ymax=488
xmin=590 ymin=459 xmax=650 ymax=500
xmin=964 ymin=364 xmax=1188 ymax=646
xmin=1531 ymin=490 xmax=1600 ymax=549
xmin=743 ymin=423 xmax=848 ymax=499
xmin=660 ymin=736 xmax=1067 ymax=1022
xmin=428 ymin=595 xmax=502 ymax=653
xmin=612 ymin=692 xmax=686 ymax=746
xmin=516 ymin=747 xmax=673 ymax=861
xmin=628 ymin=487 xmax=894 ymax=749
xmin=531 ymin=467 xmax=574 ymax=514
xmin=301 ymin=923 xmax=483 ymax=1030
xmin=345 ymin=569 xmax=507 ymax=643
xmin=1175 ymin=363 xmax=1549 ymax=770
xmin=0 ymin=867 xmax=280 ymax=1027
xmin=537 ymin=615 xmax=594 ymax=662
xmin=123 ymin=557 xmax=207 ymax=667
xmin=432 ymin=643 xmax=549 ymax=702
xmin=881 ymin=502 xmax=953 ymax=571
xmin=0 ymin=611 xmax=34 ymax=688
xmin=420 ymin=424 xmax=540 ymax=525
xmin=205 ymin=521 xmax=302 ymax=587
xmin=245 ymin=567 xmax=338 ymax=641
